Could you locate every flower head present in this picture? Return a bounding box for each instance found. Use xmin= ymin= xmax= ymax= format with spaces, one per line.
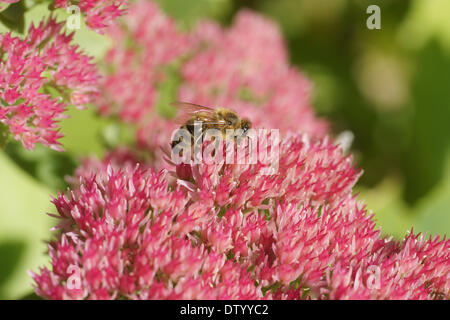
xmin=96 ymin=0 xmax=192 ymax=123
xmin=179 ymin=10 xmax=328 ymax=136
xmin=29 ymin=1 xmax=449 ymax=301
xmin=325 ymin=231 xmax=450 ymax=299
xmin=32 ymin=131 xmax=450 ymax=300
xmin=0 ymin=17 xmax=99 ymax=150
xmin=96 ymin=1 xmax=327 ymax=164
xmin=32 ymin=164 xmax=264 ymax=299
xmin=53 ymin=0 xmax=128 ymax=33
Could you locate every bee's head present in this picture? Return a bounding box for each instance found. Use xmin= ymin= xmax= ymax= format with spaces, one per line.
xmin=240 ymin=118 xmax=251 ymax=134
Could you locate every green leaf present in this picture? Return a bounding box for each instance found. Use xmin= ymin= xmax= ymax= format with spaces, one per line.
xmin=59 ymin=106 xmax=137 ymax=158
xmin=0 ymin=1 xmax=26 ymax=33
xmin=403 ymin=40 xmax=450 ymax=204
xmin=0 ymin=151 xmax=53 ymax=299
xmin=4 ymin=142 xmax=78 ymax=191
xmin=415 ymin=194 xmax=450 ymax=237
xmin=0 ymin=240 xmax=26 ymax=298
xmin=356 ymin=178 xmax=414 ymax=239
xmin=413 ymin=155 xmax=450 ymax=237
xmin=59 ymin=106 xmax=109 ymax=157
xmin=398 ymin=0 xmax=450 ymax=53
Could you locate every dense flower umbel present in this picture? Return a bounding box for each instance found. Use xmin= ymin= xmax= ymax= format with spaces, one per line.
xmin=96 ymin=0 xmax=191 ymax=123
xmin=179 ymin=10 xmax=328 ymax=136
xmin=33 ymin=165 xmax=263 ymax=299
xmin=325 ymin=232 xmax=450 ymax=299
xmin=96 ymin=1 xmax=327 ymax=158
xmin=31 ymin=133 xmax=449 ymax=299
xmin=53 ymin=0 xmax=128 ymax=33
xmin=0 ymin=17 xmax=99 ymax=150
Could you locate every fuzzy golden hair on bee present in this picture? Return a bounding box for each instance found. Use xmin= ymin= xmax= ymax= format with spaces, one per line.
xmin=170 ymin=102 xmax=252 ymax=150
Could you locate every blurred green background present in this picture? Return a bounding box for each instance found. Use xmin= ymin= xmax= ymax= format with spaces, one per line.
xmin=0 ymin=0 xmax=449 ymax=299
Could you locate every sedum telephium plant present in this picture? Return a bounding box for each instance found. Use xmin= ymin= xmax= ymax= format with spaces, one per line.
xmin=0 ymin=16 xmax=99 ymax=151
xmin=0 ymin=0 xmax=129 ymax=150
xmin=2 ymin=1 xmax=128 ymax=32
xmin=53 ymin=0 xmax=129 ymax=33
xmin=95 ymin=0 xmax=327 ymax=164
xmin=29 ymin=1 xmax=449 ymax=299
xmin=31 ymin=133 xmax=449 ymax=299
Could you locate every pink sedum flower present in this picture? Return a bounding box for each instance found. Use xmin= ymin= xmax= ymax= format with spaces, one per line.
xmin=96 ymin=0 xmax=192 ymax=124
xmin=31 ymin=132 xmax=449 ymax=299
xmin=28 ymin=1 xmax=449 ymax=301
xmin=96 ymin=1 xmax=327 ymax=159
xmin=325 ymin=232 xmax=450 ymax=300
xmin=53 ymin=0 xmax=128 ymax=33
xmin=0 ymin=17 xmax=99 ymax=150
xmin=32 ymin=164 xmax=263 ymax=299
xmin=179 ymin=10 xmax=328 ymax=137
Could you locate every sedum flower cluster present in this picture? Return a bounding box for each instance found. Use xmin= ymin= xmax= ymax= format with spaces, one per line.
xmin=95 ymin=0 xmax=327 ymax=160
xmin=53 ymin=0 xmax=129 ymax=33
xmin=18 ymin=1 xmax=449 ymax=300
xmin=0 ymin=17 xmax=98 ymax=150
xmin=32 ymin=133 xmax=449 ymax=299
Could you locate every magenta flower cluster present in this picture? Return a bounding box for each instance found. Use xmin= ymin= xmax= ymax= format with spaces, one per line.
xmin=31 ymin=133 xmax=449 ymax=299
xmin=0 ymin=17 xmax=98 ymax=150
xmin=54 ymin=0 xmax=128 ymax=33
xmin=96 ymin=0 xmax=191 ymax=124
xmin=95 ymin=1 xmax=327 ymax=156
xmin=2 ymin=1 xmax=128 ymax=32
xmin=11 ymin=1 xmax=447 ymax=300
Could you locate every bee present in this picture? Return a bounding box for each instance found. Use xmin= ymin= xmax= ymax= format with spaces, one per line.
xmin=170 ymin=102 xmax=252 ymax=150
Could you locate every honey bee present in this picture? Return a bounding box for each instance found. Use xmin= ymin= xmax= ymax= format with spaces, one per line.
xmin=170 ymin=102 xmax=252 ymax=150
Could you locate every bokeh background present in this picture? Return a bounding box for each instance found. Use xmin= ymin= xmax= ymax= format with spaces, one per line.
xmin=0 ymin=0 xmax=449 ymax=299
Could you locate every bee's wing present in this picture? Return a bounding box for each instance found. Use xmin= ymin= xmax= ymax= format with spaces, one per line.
xmin=171 ymin=101 xmax=216 ymax=125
